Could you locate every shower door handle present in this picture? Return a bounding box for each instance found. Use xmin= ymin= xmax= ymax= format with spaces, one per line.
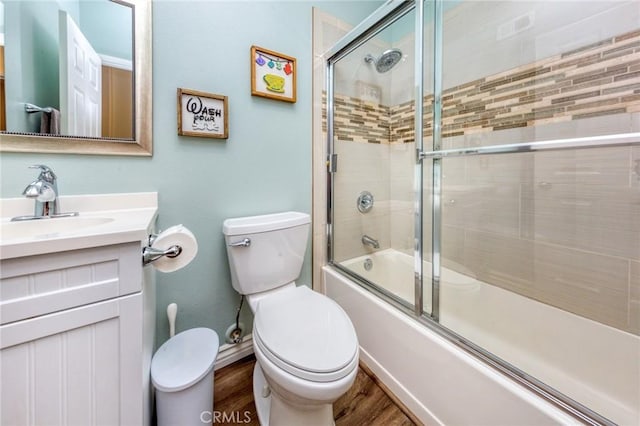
xmin=228 ymin=238 xmax=251 ymax=248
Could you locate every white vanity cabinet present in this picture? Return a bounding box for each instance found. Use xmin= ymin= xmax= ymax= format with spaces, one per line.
xmin=0 ymin=242 xmax=150 ymax=426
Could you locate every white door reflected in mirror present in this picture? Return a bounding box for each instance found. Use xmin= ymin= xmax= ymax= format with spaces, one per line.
xmin=59 ymin=10 xmax=102 ymax=137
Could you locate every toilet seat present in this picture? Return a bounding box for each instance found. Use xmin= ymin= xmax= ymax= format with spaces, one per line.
xmin=253 ymin=286 xmax=358 ymax=383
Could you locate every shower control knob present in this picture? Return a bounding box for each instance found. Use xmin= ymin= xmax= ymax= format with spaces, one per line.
xmin=357 ymin=191 xmax=374 ymax=213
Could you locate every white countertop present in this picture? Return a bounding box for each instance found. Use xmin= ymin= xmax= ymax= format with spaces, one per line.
xmin=0 ymin=192 xmax=158 ymax=260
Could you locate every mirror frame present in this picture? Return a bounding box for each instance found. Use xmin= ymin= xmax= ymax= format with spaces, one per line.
xmin=0 ymin=0 xmax=152 ymax=156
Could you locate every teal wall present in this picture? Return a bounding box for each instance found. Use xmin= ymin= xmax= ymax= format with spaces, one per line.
xmin=80 ymin=0 xmax=132 ymax=61
xmin=1 ymin=0 xmax=381 ymax=347
xmin=4 ymin=0 xmax=63 ymax=132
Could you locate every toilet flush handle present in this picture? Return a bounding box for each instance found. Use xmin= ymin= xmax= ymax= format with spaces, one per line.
xmin=228 ymin=238 xmax=251 ymax=247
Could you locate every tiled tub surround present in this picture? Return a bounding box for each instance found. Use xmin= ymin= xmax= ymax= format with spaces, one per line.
xmin=401 ymin=29 xmax=640 ymax=143
xmin=334 ymin=139 xmax=640 ymax=336
xmin=436 ymin=146 xmax=639 ymax=335
xmin=330 ymin=30 xmax=640 ymax=335
xmin=332 ymin=29 xmax=640 ymax=145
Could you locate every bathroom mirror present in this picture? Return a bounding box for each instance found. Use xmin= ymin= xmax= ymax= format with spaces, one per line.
xmin=0 ymin=0 xmax=152 ymax=156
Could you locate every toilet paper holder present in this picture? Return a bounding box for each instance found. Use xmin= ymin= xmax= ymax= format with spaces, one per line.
xmin=142 ymin=234 xmax=184 ymax=266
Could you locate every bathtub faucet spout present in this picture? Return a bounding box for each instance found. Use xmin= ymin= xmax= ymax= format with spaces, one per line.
xmin=362 ymin=235 xmax=380 ymax=249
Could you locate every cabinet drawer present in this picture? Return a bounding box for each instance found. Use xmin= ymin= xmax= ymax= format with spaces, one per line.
xmin=0 ymin=242 xmax=141 ymax=324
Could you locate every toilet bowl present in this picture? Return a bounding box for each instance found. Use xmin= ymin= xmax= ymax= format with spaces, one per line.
xmin=223 ymin=212 xmax=359 ymax=425
xmin=252 ymin=285 xmax=359 ymax=425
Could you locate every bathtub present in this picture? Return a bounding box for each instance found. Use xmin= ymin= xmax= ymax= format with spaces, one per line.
xmin=324 ymin=249 xmax=639 ymax=425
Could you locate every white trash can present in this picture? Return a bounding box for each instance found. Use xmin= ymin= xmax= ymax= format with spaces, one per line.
xmin=151 ymin=328 xmax=220 ymax=426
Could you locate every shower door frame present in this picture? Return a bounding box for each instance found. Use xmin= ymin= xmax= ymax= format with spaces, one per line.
xmin=324 ymin=1 xmax=638 ymax=425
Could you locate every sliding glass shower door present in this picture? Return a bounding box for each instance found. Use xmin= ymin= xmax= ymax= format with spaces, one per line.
xmin=329 ymin=5 xmax=424 ymax=312
xmin=426 ymin=2 xmax=639 ymax=424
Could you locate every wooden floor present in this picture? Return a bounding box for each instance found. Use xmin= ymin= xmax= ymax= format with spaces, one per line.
xmin=213 ymin=355 xmax=418 ymax=426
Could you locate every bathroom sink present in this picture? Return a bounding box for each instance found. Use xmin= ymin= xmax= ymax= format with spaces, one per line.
xmin=1 ymin=216 xmax=114 ymax=240
xmin=1 ymin=192 xmax=158 ymax=260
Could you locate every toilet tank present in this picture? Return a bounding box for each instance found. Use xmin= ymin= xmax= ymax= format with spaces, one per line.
xmin=223 ymin=212 xmax=310 ymax=295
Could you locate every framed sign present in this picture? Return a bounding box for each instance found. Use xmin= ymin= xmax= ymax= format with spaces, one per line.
xmin=251 ymin=46 xmax=297 ymax=103
xmin=177 ymin=88 xmax=228 ymax=139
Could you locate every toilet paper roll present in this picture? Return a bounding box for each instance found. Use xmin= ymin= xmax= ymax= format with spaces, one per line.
xmin=151 ymin=224 xmax=198 ymax=273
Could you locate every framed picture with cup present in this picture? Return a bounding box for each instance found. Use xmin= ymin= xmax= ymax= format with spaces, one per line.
xmin=250 ymin=46 xmax=297 ymax=103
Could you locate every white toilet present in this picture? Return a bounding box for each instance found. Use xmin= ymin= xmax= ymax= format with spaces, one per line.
xmin=223 ymin=211 xmax=358 ymax=426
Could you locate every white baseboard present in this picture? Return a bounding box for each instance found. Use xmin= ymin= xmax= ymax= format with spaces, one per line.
xmin=215 ymin=334 xmax=254 ymax=371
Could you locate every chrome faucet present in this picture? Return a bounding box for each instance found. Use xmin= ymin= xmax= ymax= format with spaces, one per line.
xmin=22 ymin=165 xmax=60 ymax=216
xmin=12 ymin=165 xmax=77 ymax=221
xmin=362 ymin=234 xmax=380 ymax=249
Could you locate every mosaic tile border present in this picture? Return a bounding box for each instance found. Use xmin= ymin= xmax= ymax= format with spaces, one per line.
xmin=330 ymin=94 xmax=390 ymax=144
xmin=328 ymin=29 xmax=640 ymax=145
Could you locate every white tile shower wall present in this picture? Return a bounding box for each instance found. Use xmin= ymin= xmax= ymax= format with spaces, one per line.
xmin=434 ymin=145 xmax=640 ymax=334
xmin=333 ymin=123 xmax=639 ymax=332
xmin=388 ymin=33 xmax=416 ymax=107
xmin=533 ymin=243 xmax=630 ymax=330
xmin=333 ymin=8 xmax=416 ymax=108
xmin=435 ymin=1 xmax=640 ymax=91
xmin=392 ymin=34 xmax=640 ymax=144
xmin=332 ymin=140 xmax=391 ymax=262
xmin=382 ymin=2 xmax=640 ymax=107
xmin=524 ymin=151 xmax=639 ymax=259
xmin=333 ymin=38 xmax=393 ymax=105
xmin=389 ymin=142 xmax=415 ymax=254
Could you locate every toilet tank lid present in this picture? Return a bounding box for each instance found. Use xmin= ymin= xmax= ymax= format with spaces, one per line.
xmin=223 ymin=211 xmax=310 ymax=236
xmin=151 ymin=328 xmax=219 ymax=393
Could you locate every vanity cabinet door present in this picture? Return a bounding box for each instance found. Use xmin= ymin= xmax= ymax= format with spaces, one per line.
xmin=0 ymin=293 xmax=143 ymax=426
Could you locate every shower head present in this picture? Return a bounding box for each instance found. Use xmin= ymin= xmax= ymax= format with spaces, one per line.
xmin=364 ymin=48 xmax=403 ymax=73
